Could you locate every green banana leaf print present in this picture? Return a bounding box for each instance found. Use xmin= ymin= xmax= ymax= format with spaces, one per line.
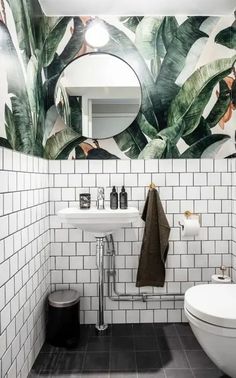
xmin=0 ymin=2 xmax=235 ymax=159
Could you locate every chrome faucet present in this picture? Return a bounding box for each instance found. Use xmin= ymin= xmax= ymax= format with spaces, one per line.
xmin=97 ymin=187 xmax=105 ymax=209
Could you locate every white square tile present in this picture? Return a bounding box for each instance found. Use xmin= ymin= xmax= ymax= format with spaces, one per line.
xmin=96 ymin=173 xmax=110 ymax=188
xmin=173 ymin=187 xmax=186 ymax=200
xmin=166 ymin=173 xmax=179 ymax=186
xmin=180 ymin=173 xmax=193 ymax=186
xmin=175 ymin=269 xmax=187 ymax=281
xmin=138 ymin=173 xmax=151 ymax=187
xmin=61 ymin=160 xmax=75 ymax=173
xmin=131 ymin=187 xmax=145 ymax=201
xmin=187 ymin=160 xmax=200 ymax=172
xmin=207 ymin=172 xmax=221 ymax=186
xmin=82 ymin=174 xmax=96 ymax=187
xmin=194 ymin=173 xmax=207 ymax=186
xmin=187 ymin=187 xmax=200 ymax=199
xmin=159 ymin=160 xmax=172 ymax=172
xmin=68 ymin=174 xmax=82 ymax=187
xmin=103 ymin=160 xmax=116 ymax=173
xmin=172 ymin=160 xmax=186 ymax=172
xmin=215 ymin=186 xmax=228 ymax=199
xmin=124 ymin=174 xmax=137 ymax=187
xmin=89 ymin=160 xmax=103 ymax=173
xmin=131 ymin=160 xmax=144 ymax=173
xmin=195 ymin=255 xmax=208 ymax=267
xmin=0 ymin=171 xmax=9 ymax=193
xmin=49 ymin=160 xmax=61 ymax=173
xmin=151 ymin=173 xmax=166 ymax=187
xmin=159 ymin=187 xmax=172 ymax=200
xmin=201 ymin=159 xmax=213 ymax=172
xmin=167 ymin=201 xmax=180 ymax=213
xmin=75 ymin=160 xmax=88 ymax=173
xmin=208 ymin=200 xmax=221 ymax=213
xmin=126 ymin=310 xmax=140 ymax=323
xmin=54 ymin=174 xmax=68 ymax=187
xmin=214 ymin=159 xmax=228 ymax=172
xmin=188 ymin=268 xmax=201 ymax=281
xmin=200 ymin=187 xmax=214 ymax=199
xmin=62 ymin=188 xmax=75 ymax=201
xmin=62 ymin=270 xmax=76 ymax=283
xmin=116 ymin=160 xmax=130 ymax=173
xmin=145 ymin=159 xmax=158 ymax=173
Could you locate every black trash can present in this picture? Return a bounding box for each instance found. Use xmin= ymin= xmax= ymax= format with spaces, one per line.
xmin=46 ymin=290 xmax=80 ymax=348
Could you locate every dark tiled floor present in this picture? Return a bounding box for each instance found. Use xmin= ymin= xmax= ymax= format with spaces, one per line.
xmin=29 ymin=323 xmax=230 ymax=378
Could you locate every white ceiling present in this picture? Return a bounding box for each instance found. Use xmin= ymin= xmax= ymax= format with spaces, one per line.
xmin=38 ymin=0 xmax=235 ymax=16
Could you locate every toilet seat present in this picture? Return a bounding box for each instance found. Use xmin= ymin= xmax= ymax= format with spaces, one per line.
xmin=184 ymin=284 xmax=236 ymax=329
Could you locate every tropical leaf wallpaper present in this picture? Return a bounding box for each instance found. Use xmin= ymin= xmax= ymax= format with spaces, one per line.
xmin=0 ymin=0 xmax=235 ymax=159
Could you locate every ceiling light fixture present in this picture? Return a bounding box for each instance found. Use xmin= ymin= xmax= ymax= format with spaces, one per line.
xmin=85 ymin=18 xmax=109 ymax=48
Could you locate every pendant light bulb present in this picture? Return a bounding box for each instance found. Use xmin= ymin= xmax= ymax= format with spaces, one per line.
xmin=85 ymin=18 xmax=109 ymax=48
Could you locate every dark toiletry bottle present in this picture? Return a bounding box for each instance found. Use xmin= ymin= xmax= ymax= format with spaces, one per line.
xmin=110 ymin=186 xmax=118 ymax=209
xmin=119 ymin=186 xmax=128 ymax=209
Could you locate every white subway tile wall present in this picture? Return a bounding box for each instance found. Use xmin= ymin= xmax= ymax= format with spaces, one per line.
xmin=1 ymin=149 xmax=235 ymax=377
xmin=0 ymin=148 xmax=50 ymax=378
xmin=49 ymin=158 xmax=233 ymax=327
xmin=232 ymin=159 xmax=236 ymax=282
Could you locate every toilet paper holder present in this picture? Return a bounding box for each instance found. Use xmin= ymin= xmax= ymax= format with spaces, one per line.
xmin=178 ymin=211 xmax=201 ymax=230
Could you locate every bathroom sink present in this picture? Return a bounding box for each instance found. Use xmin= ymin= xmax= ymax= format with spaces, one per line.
xmin=57 ymin=207 xmax=139 ymax=236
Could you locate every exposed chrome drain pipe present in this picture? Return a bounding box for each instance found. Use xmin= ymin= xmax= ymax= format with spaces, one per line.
xmin=105 ymin=234 xmax=184 ymax=302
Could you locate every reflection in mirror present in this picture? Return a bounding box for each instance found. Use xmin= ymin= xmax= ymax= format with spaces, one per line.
xmin=55 ymin=53 xmax=142 ymax=139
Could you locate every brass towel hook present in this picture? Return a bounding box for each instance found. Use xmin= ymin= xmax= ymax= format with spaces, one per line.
xmin=149 ymin=182 xmax=157 ymax=190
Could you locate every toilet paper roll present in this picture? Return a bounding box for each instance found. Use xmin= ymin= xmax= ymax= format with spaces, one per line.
xmin=211 ymin=274 xmax=231 ymax=284
xmin=182 ymin=218 xmax=200 ymax=237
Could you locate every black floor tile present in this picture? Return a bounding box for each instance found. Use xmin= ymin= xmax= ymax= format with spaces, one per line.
xmin=192 ymin=368 xmax=229 ymax=378
xmin=82 ymin=351 xmax=110 ymax=371
xmin=31 ymin=352 xmax=59 ymax=374
xmin=154 ymin=323 xmax=178 ymax=337
xmin=180 ymin=335 xmax=201 ymax=350
xmin=138 ymin=369 xmax=165 ymax=377
xmin=29 ymin=374 xmax=51 ymax=378
xmin=55 ymin=351 xmax=84 ymax=372
xmin=80 ymin=325 xmax=92 ymax=338
xmin=175 ymin=323 xmax=193 ymax=336
xmin=160 ymin=350 xmax=189 ymax=369
xmin=165 ymin=368 xmax=194 ymax=378
xmin=87 ymin=336 xmax=111 ymax=351
xmin=89 ymin=326 xmax=112 ymax=338
xmin=133 ymin=324 xmax=154 ymax=337
xmin=30 ymin=323 xmax=225 ymax=378
xmin=110 ymin=373 xmax=137 ymax=378
xmin=111 ymin=336 xmax=134 ymax=351
xmin=112 ymin=324 xmax=133 ymax=337
xmin=51 ymin=375 xmax=84 ymax=378
xmin=40 ymin=342 xmax=60 ymax=353
xmin=136 ymin=351 xmax=162 ymax=371
xmin=157 ymin=336 xmax=182 ymax=350
xmin=110 ymin=351 xmax=136 ymax=371
xmin=134 ymin=336 xmax=158 ymax=351
xmin=79 ymin=373 xmax=109 ymax=378
xmin=28 ymin=374 xmax=51 ymax=378
xmin=186 ymin=350 xmax=216 ymax=369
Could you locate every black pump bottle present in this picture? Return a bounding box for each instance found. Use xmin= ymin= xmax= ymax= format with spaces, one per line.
xmin=119 ymin=186 xmax=128 ymax=209
xmin=110 ymin=186 xmax=118 ymax=209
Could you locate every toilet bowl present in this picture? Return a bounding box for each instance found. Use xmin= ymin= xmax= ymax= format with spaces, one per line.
xmin=184 ymin=284 xmax=236 ymax=378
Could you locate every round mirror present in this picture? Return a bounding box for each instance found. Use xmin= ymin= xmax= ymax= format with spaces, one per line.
xmin=55 ymin=53 xmax=142 ymax=139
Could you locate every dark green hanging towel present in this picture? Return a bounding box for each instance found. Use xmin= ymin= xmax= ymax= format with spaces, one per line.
xmin=136 ymin=188 xmax=170 ymax=287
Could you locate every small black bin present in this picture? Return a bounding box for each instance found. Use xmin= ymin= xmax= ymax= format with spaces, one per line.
xmin=46 ymin=290 xmax=80 ymax=348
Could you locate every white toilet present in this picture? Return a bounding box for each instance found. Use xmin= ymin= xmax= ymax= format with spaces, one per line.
xmin=184 ymin=284 xmax=236 ymax=378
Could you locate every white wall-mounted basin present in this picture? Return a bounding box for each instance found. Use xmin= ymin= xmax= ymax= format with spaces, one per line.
xmin=57 ymin=207 xmax=139 ymax=236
